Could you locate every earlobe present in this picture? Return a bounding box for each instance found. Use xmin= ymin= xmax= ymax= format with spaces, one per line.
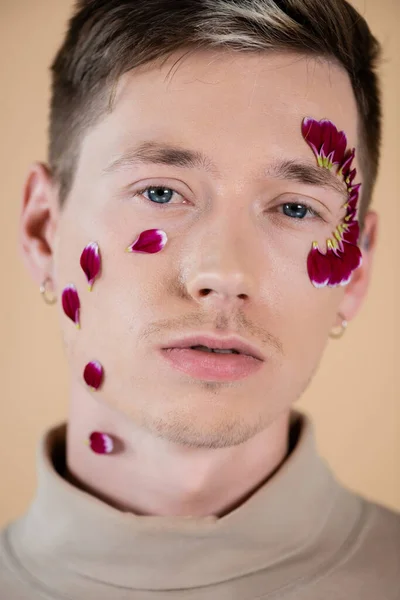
xmin=19 ymin=162 xmax=60 ymax=286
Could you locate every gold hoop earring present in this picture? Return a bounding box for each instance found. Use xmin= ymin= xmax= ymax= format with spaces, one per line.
xmin=329 ymin=313 xmax=348 ymax=339
xmin=40 ymin=277 xmax=57 ymax=305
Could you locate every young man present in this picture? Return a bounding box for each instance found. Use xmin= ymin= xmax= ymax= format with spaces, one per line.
xmin=1 ymin=0 xmax=398 ymax=598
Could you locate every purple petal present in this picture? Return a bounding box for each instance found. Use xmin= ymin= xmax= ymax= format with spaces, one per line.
xmin=345 ymin=168 xmax=357 ymax=187
xmin=320 ymin=119 xmax=336 ymax=159
xmin=332 ymin=131 xmax=347 ymax=166
xmin=344 ymin=211 xmax=357 ymax=224
xmin=333 ymin=228 xmax=345 ymax=253
xmin=325 ymin=150 xmax=336 ymax=169
xmin=126 ymin=229 xmax=168 ymax=254
xmin=62 ymin=285 xmax=81 ymax=328
xmin=88 ymin=432 xmax=114 ymax=455
xmin=307 ymin=241 xmax=331 ymax=288
xmin=339 ymin=245 xmax=362 ymax=286
xmin=339 ymin=244 xmax=363 ymax=286
xmin=80 ymin=242 xmax=101 ymax=291
xmin=338 ymin=148 xmax=355 ymax=179
xmin=302 ymin=117 xmax=348 ymax=167
xmin=327 ymin=237 xmax=342 ymax=257
xmin=339 ymin=221 xmax=360 ymax=246
xmin=346 ymin=200 xmax=358 ymax=217
xmin=302 ymin=117 xmax=323 ymax=158
xmin=348 ymin=183 xmax=362 ymax=203
xmin=344 ymin=242 xmax=362 ymax=270
xmin=83 ymin=361 xmax=104 ymax=390
xmin=321 ymin=239 xmax=361 ymax=288
xmin=327 ymin=247 xmax=346 ymax=287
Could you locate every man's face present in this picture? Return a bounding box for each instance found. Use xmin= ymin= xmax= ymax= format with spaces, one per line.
xmin=53 ymin=50 xmax=361 ymax=448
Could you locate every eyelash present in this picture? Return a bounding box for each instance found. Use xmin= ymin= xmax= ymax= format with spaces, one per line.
xmin=133 ymin=185 xmax=324 ymax=220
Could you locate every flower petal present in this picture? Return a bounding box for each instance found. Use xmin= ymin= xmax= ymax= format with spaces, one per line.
xmin=345 ymin=242 xmax=363 ymax=270
xmin=323 ymin=237 xmax=362 ymax=287
xmin=62 ymin=285 xmax=81 ymax=328
xmin=332 ymin=131 xmax=347 ymax=166
xmin=348 ymin=183 xmax=362 ymax=204
xmin=327 ymin=247 xmax=347 ymax=287
xmin=302 ymin=116 xmax=362 ymax=290
xmin=88 ymin=432 xmax=114 ymax=455
xmin=126 ymin=229 xmax=168 ymax=254
xmin=327 ymin=237 xmax=342 ymax=257
xmin=80 ymin=242 xmax=101 ymax=291
xmin=344 ymin=211 xmax=357 ymax=224
xmin=333 ymin=228 xmax=345 ymax=253
xmin=84 ymin=361 xmax=104 ymax=390
xmin=341 ymin=221 xmax=360 ymax=245
xmin=302 ymin=117 xmax=347 ymax=167
xmin=338 ymin=148 xmax=355 ymax=179
xmin=307 ymin=241 xmax=331 ymax=288
xmin=345 ymin=168 xmax=357 ymax=187
xmin=302 ymin=117 xmax=323 ymax=159
xmin=338 ymin=244 xmax=362 ymax=286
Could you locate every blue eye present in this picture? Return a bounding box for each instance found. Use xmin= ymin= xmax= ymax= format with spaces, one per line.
xmin=138 ymin=186 xmax=176 ymax=204
xmin=281 ymin=202 xmax=321 ymax=219
xmin=134 ymin=186 xmax=323 ymax=220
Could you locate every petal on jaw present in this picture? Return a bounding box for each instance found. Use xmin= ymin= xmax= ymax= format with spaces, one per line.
xmin=80 ymin=242 xmax=101 ymax=291
xmin=84 ymin=361 xmax=104 ymax=390
xmin=62 ymin=285 xmax=81 ymax=328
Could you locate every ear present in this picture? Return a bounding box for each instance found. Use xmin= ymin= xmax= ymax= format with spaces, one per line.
xmin=335 ymin=210 xmax=379 ymax=325
xmin=18 ymin=162 xmax=60 ymax=290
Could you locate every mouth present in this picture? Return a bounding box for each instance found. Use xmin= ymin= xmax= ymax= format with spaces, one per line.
xmin=160 ymin=345 xmax=264 ymax=382
xmin=188 ymin=345 xmax=241 ymax=354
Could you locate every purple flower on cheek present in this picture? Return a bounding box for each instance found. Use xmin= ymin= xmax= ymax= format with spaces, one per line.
xmin=83 ymin=361 xmax=104 ymax=390
xmin=80 ymin=242 xmax=101 ymax=291
xmin=126 ymin=229 xmax=168 ymax=254
xmin=302 ymin=117 xmax=362 ymax=288
xmin=62 ymin=285 xmax=81 ymax=328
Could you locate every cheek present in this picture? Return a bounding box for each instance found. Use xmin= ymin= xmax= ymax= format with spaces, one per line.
xmin=265 ymin=246 xmax=340 ymax=361
xmin=54 ymin=205 xmax=171 ymax=372
xmin=281 ymin=284 xmax=339 ymax=373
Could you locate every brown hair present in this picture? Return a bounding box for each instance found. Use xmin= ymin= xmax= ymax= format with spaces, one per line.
xmin=49 ymin=0 xmax=382 ymax=226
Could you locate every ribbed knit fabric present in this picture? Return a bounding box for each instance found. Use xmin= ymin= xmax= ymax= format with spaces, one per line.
xmin=1 ymin=411 xmax=399 ymax=599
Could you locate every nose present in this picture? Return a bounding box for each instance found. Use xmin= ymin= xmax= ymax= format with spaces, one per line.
xmin=183 ymin=229 xmax=258 ymax=311
xmin=187 ymin=271 xmax=250 ymax=309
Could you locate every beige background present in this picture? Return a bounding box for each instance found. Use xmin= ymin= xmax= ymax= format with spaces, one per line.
xmin=0 ymin=0 xmax=398 ymax=526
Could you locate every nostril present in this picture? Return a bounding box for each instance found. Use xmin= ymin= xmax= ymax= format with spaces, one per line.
xmin=199 ymin=289 xmax=212 ymax=297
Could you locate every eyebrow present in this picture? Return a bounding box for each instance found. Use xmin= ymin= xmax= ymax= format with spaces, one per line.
xmin=102 ymin=141 xmax=348 ymax=200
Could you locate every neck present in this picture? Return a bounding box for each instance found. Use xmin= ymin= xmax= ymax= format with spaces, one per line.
xmin=66 ymin=382 xmax=291 ymax=518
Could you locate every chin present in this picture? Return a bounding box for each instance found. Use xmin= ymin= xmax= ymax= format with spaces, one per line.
xmin=118 ymin=396 xmax=270 ymax=449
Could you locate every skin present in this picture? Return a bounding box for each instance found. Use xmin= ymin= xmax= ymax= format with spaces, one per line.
xmin=19 ymin=50 xmax=378 ymax=517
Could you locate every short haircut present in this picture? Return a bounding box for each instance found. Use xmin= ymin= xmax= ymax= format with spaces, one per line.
xmin=49 ymin=0 xmax=382 ymax=226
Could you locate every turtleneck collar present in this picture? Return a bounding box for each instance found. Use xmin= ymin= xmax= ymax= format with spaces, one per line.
xmin=6 ymin=411 xmax=362 ymax=598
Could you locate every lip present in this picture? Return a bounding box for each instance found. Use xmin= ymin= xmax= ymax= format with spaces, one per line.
xmin=159 ymin=334 xmax=265 ymax=382
xmin=161 ymin=334 xmax=265 ymax=361
xmin=160 ymin=348 xmax=263 ymax=381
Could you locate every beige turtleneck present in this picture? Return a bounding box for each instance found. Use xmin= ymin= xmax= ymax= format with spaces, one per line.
xmin=1 ymin=411 xmax=399 ymax=599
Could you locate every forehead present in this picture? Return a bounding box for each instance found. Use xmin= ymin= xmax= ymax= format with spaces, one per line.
xmin=84 ymin=49 xmax=360 ymax=176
